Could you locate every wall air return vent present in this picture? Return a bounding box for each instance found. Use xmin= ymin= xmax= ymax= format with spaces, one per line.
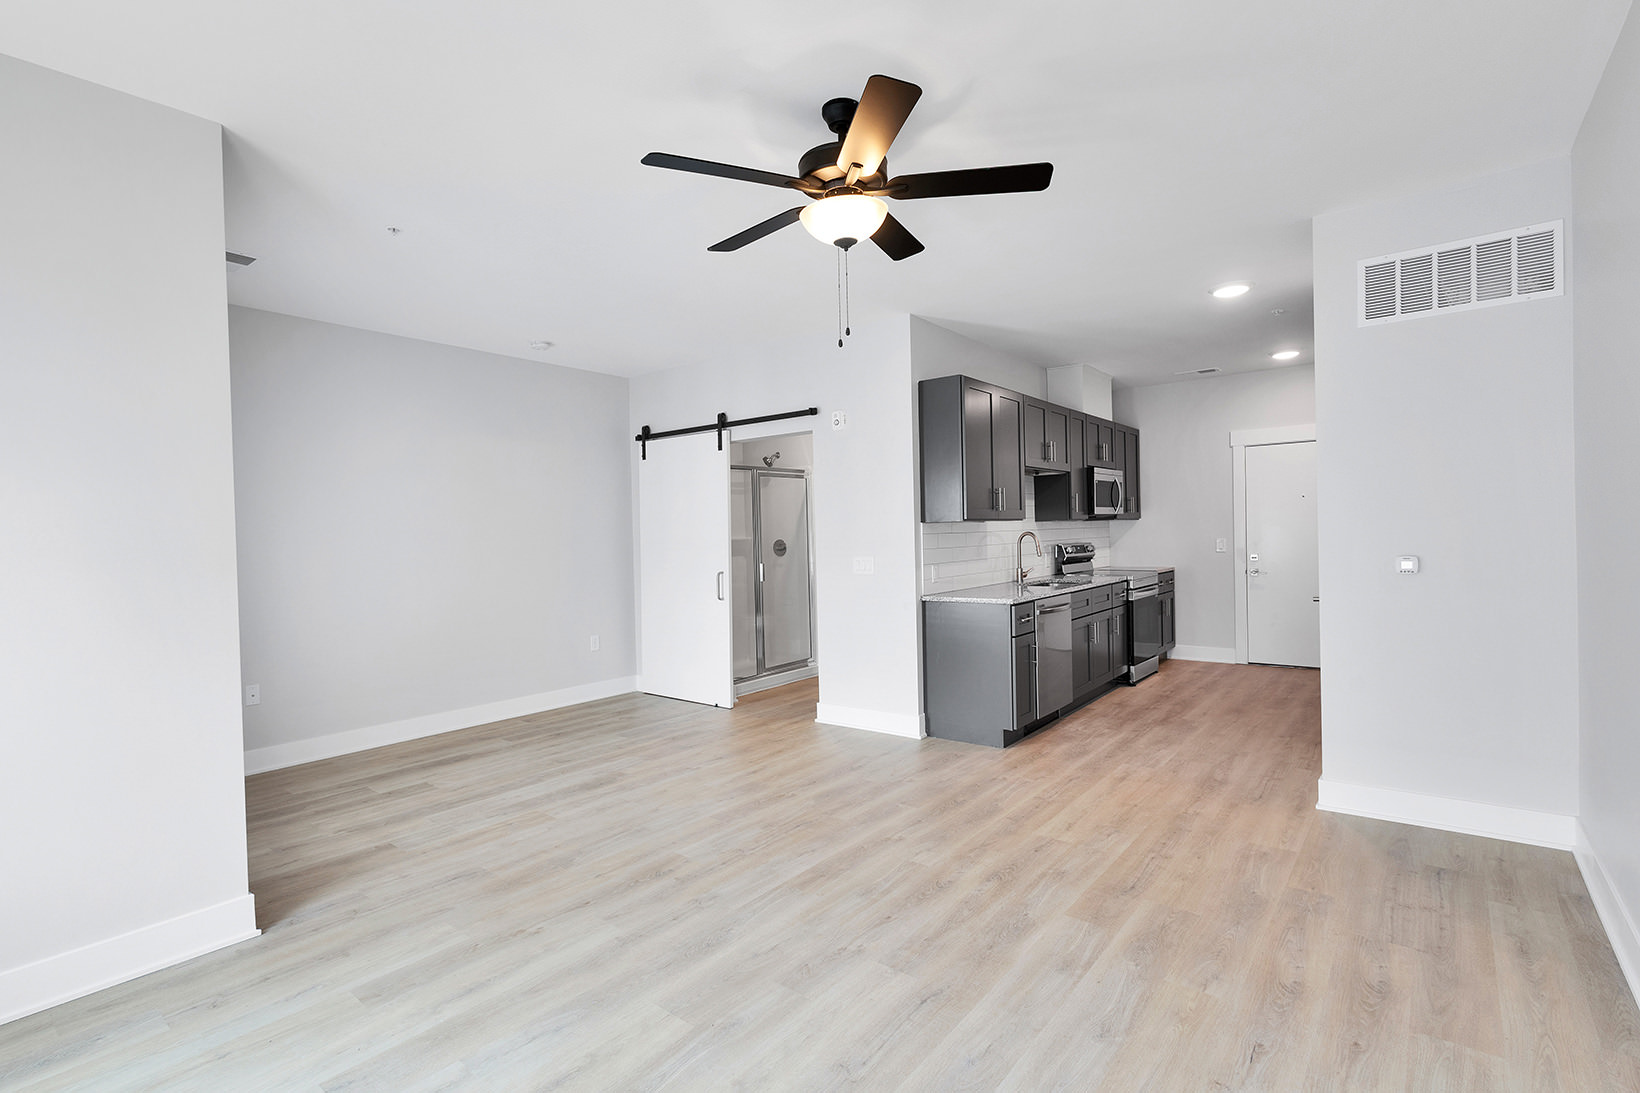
xmin=1357 ymin=220 xmax=1562 ymax=326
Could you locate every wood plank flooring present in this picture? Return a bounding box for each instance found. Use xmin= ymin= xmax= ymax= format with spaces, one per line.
xmin=2 ymin=661 xmax=1636 ymax=1090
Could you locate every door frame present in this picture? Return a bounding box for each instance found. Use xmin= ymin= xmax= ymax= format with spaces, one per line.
xmin=1229 ymin=424 xmax=1316 ymax=665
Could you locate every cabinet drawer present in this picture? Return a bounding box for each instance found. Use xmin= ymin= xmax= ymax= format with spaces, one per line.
xmin=1012 ymin=604 xmax=1036 ymax=635
xmin=1071 ymin=584 xmax=1116 ymax=617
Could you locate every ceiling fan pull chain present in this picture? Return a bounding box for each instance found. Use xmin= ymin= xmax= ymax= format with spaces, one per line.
xmin=837 ymin=247 xmax=844 ymax=348
xmin=844 ymin=248 xmax=852 ymax=339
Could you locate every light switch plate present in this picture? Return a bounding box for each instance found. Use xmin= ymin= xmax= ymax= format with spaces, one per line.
xmin=1215 ymin=538 xmax=1227 ymax=553
xmin=852 ymin=555 xmax=874 ymax=574
xmin=1397 ymin=555 xmax=1420 ymax=574
xmin=831 ymin=410 xmax=848 ymax=430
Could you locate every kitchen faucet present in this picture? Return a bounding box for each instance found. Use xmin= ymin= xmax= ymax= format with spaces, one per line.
xmin=1016 ymin=531 xmax=1041 ymax=585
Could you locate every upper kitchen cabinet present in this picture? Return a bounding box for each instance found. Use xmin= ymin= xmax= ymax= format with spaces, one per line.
xmin=1118 ymin=425 xmax=1141 ymax=519
xmin=1087 ymin=418 xmax=1119 ymax=469
xmin=920 ymin=375 xmax=1025 ymax=521
xmin=1023 ymin=399 xmax=1073 ymax=474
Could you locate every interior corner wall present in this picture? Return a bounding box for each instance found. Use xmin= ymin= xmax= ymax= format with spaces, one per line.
xmin=1109 ymin=366 xmax=1316 ymax=660
xmin=628 ymin=318 xmax=921 ymax=737
xmin=0 ymin=56 xmax=256 ymax=1024
xmin=1311 ymin=159 xmax=1580 ymax=842
xmin=909 ymin=316 xmax=1048 ymax=394
xmin=1570 ymin=1 xmax=1640 ymax=999
xmin=230 ymin=308 xmax=637 ymax=771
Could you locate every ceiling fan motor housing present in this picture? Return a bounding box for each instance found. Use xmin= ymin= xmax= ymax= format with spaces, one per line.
xmin=799 ymin=142 xmax=887 ymax=189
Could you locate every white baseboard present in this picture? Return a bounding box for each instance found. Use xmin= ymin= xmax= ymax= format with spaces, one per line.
xmin=244 ymin=676 xmax=639 ymax=774
xmin=1575 ymin=821 xmax=1640 ymax=1006
xmin=1316 ymin=779 xmax=1577 ymax=850
xmin=0 ymin=894 xmax=258 ymax=1027
xmin=1170 ymin=644 xmax=1238 ymax=664
xmin=815 ymin=703 xmax=926 ymax=739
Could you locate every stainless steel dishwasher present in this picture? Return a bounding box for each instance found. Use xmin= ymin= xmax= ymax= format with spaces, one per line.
xmin=1034 ymin=595 xmax=1073 ymax=716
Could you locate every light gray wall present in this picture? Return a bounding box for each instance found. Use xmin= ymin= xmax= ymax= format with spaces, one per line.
xmin=1571 ymin=3 xmax=1640 ymax=990
xmin=732 ymin=433 xmax=813 ymax=472
xmin=910 ymin=315 xmax=1047 ymax=394
xmin=629 ymin=319 xmax=921 ymax=734
xmin=0 ymin=57 xmax=254 ymax=1022
xmin=1312 ymin=159 xmax=1579 ymax=817
xmin=230 ymin=307 xmax=636 ymax=757
xmin=1109 ymin=367 xmax=1316 ymax=657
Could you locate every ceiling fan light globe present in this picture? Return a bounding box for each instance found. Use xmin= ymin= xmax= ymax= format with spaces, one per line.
xmin=800 ymin=195 xmax=888 ymax=247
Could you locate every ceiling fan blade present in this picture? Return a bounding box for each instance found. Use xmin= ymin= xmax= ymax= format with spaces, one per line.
xmin=707 ymin=207 xmax=805 ymax=252
xmin=642 ymin=152 xmax=811 ymax=191
xmin=886 ymin=163 xmax=1054 ymax=200
xmin=836 ymin=75 xmax=922 ymax=181
xmin=871 ymin=212 xmax=925 ymax=261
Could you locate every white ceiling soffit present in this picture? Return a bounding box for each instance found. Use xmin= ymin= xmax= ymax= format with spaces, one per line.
xmin=0 ymin=0 xmax=1629 ymax=384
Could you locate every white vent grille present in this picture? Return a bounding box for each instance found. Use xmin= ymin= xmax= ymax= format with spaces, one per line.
xmin=1358 ymin=220 xmax=1563 ymax=326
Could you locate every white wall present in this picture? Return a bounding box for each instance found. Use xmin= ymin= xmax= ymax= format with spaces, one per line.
xmin=1570 ymin=3 xmax=1640 ymax=998
xmin=1046 ymin=363 xmax=1114 ymax=419
xmin=629 ymin=319 xmax=922 ymax=737
xmin=1312 ymin=159 xmax=1580 ymax=843
xmin=0 ymin=56 xmax=256 ymax=1024
xmin=731 ymin=432 xmax=813 ymax=472
xmin=1110 ymin=367 xmax=1316 ymax=660
xmin=910 ymin=315 xmax=1047 ymax=393
xmin=231 ymin=308 xmax=636 ymax=771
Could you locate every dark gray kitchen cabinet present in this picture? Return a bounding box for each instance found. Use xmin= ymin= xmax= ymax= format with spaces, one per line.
xmin=1159 ymin=584 xmax=1176 ymax=652
xmin=1073 ymin=612 xmax=1111 ymax=700
xmin=919 ymin=375 xmax=1025 ymax=521
xmin=1088 ymin=417 xmax=1118 ymax=468
xmin=923 ymin=598 xmax=1043 ymax=747
xmin=1118 ymin=425 xmax=1142 ymax=519
xmin=1013 ymin=632 xmax=1036 ymax=730
xmin=1023 ymin=399 xmax=1072 ymax=474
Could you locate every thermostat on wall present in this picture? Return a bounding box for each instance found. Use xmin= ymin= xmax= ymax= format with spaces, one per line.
xmin=1396 ymin=555 xmax=1420 ymax=574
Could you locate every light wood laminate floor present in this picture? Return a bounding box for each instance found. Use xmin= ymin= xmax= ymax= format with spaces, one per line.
xmin=3 ymin=662 xmax=1636 ymax=1091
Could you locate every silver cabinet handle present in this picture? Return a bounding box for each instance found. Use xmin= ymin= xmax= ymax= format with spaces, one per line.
xmin=717 ymin=571 xmax=725 ymax=600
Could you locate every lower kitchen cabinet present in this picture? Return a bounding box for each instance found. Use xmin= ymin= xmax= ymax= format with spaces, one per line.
xmin=924 ymin=599 xmax=1043 ymax=747
xmin=1072 ymin=607 xmax=1120 ymax=702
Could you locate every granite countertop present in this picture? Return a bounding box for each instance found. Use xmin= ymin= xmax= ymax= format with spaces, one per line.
xmin=922 ymin=571 xmax=1131 ymax=605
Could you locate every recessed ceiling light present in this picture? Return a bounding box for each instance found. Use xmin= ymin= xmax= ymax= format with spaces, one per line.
xmin=528 ymin=340 xmax=555 ymax=352
xmin=1211 ymin=282 xmax=1252 ymax=299
xmin=1271 ymin=349 xmax=1301 ymax=361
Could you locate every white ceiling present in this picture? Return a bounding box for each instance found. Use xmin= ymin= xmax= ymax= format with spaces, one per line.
xmin=3 ymin=0 xmax=1629 ymax=384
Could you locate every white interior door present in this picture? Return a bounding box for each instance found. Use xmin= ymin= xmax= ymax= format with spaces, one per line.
xmin=1245 ymin=441 xmax=1320 ymax=668
xmin=639 ymin=432 xmax=733 ymax=707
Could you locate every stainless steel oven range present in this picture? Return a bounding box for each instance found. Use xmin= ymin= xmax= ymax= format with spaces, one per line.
xmin=1099 ymin=567 xmax=1175 ymax=682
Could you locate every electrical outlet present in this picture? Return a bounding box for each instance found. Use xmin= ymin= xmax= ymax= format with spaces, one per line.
xmin=589 ymin=634 xmax=600 ymax=651
xmin=831 ymin=410 xmax=848 ymax=430
xmin=244 ymin=684 xmax=260 ymax=707
xmin=1215 ymin=538 xmax=1227 ymax=553
xmin=852 ymin=555 xmax=875 ymax=574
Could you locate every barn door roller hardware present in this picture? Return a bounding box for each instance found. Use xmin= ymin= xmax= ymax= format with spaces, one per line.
xmin=635 ymin=407 xmax=819 ymax=459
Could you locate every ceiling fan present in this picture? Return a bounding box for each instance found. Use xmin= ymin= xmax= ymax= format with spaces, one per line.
xmin=642 ymin=75 xmax=1054 ymax=261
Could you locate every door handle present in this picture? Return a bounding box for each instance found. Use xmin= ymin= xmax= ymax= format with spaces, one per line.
xmin=717 ymin=571 xmax=725 ymax=600
xmin=1312 ymin=596 xmax=1321 ymax=603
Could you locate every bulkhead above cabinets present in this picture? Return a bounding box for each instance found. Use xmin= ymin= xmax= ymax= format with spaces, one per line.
xmin=918 ymin=374 xmax=1140 ymax=523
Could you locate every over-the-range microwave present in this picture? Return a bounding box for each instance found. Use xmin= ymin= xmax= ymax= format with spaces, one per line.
xmin=1091 ymin=466 xmax=1125 ymax=517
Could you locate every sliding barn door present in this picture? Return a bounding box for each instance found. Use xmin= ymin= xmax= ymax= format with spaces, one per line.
xmin=638 ymin=432 xmax=734 ymax=707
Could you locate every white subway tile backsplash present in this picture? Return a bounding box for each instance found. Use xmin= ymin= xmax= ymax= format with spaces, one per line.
xmin=917 ymin=479 xmax=1113 ymax=594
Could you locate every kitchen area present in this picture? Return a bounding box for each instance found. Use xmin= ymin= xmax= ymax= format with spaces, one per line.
xmin=918 ymin=372 xmax=1179 ymax=747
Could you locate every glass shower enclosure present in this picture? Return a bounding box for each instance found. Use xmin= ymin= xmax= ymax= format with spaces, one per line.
xmin=730 ymin=467 xmax=815 ymax=686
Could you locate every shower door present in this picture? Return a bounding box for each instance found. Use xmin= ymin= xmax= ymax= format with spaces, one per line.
xmin=731 ymin=468 xmax=814 ymax=681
